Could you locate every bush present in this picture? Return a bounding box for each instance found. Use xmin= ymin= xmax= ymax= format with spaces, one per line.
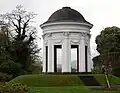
xmin=0 ymin=82 xmax=29 ymax=93
xmin=113 ymin=68 xmax=120 ymax=77
xmin=0 ymin=72 xmax=13 ymax=82
xmin=0 ymin=61 xmax=21 ymax=76
xmin=91 ymin=68 xmax=103 ymax=74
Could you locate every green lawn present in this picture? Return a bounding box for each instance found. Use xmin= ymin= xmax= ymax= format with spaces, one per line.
xmin=8 ymin=74 xmax=120 ymax=87
xmin=8 ymin=74 xmax=120 ymax=93
xmin=29 ymin=86 xmax=120 ymax=93
xmin=8 ymin=75 xmax=83 ymax=87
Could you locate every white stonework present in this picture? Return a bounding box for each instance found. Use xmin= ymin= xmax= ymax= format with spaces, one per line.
xmin=41 ymin=21 xmax=93 ymax=72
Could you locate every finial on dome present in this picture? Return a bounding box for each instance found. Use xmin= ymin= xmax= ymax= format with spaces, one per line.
xmin=62 ymin=7 xmax=71 ymax=9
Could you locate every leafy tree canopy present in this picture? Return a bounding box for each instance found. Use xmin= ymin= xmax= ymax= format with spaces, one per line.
xmin=96 ymin=26 xmax=120 ymax=54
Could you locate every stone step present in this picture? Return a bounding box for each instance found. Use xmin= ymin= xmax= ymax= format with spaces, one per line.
xmin=79 ymin=76 xmax=101 ymax=86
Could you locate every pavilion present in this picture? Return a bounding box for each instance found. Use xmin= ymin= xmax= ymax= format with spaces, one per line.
xmin=40 ymin=7 xmax=93 ymax=73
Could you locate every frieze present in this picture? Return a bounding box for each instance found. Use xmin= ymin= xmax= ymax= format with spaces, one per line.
xmin=70 ymin=40 xmax=80 ymax=44
xmin=54 ymin=40 xmax=62 ymax=44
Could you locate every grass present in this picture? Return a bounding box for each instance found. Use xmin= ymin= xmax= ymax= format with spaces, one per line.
xmin=29 ymin=86 xmax=120 ymax=93
xmin=8 ymin=74 xmax=83 ymax=87
xmin=109 ymin=75 xmax=120 ymax=85
xmin=93 ymin=74 xmax=120 ymax=85
xmin=8 ymin=74 xmax=120 ymax=93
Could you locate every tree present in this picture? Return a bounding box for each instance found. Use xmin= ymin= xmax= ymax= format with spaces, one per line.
xmin=0 ymin=5 xmax=41 ymax=76
xmin=96 ymin=26 xmax=120 ymax=54
xmin=0 ymin=25 xmax=11 ymax=65
xmin=94 ymin=26 xmax=120 ymax=76
xmin=92 ymin=56 xmax=103 ymax=74
xmin=0 ymin=25 xmax=18 ymax=81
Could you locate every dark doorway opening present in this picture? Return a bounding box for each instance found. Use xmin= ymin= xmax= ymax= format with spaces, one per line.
xmin=46 ymin=46 xmax=48 ymax=72
xmin=85 ymin=46 xmax=88 ymax=72
xmin=71 ymin=45 xmax=79 ymax=72
xmin=54 ymin=45 xmax=62 ymax=72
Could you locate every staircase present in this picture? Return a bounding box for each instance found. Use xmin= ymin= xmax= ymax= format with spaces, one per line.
xmin=79 ymin=76 xmax=101 ymax=86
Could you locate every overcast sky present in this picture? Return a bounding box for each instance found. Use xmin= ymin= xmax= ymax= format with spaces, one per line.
xmin=0 ymin=0 xmax=120 ymax=58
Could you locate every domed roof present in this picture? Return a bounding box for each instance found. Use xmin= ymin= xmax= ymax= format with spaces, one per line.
xmin=46 ymin=7 xmax=88 ymax=23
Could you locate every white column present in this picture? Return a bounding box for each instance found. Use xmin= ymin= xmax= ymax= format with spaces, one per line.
xmin=88 ymin=39 xmax=93 ymax=72
xmin=48 ymin=40 xmax=54 ymax=72
xmin=79 ymin=44 xmax=81 ymax=72
xmin=80 ymin=36 xmax=85 ymax=72
xmin=62 ymin=35 xmax=71 ymax=72
xmin=51 ymin=44 xmax=54 ymax=72
xmin=42 ymin=44 xmax=46 ymax=72
xmin=68 ymin=40 xmax=71 ymax=72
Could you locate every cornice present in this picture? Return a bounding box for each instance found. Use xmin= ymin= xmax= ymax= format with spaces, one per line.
xmin=40 ymin=21 xmax=93 ymax=29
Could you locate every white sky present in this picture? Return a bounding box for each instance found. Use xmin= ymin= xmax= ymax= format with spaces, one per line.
xmin=0 ymin=0 xmax=120 ymax=58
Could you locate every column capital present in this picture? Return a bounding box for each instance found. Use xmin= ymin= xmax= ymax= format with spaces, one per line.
xmin=63 ymin=32 xmax=70 ymax=36
xmin=85 ymin=40 xmax=89 ymax=46
xmin=79 ymin=32 xmax=91 ymax=38
xmin=79 ymin=32 xmax=86 ymax=37
xmin=47 ymin=33 xmax=52 ymax=37
xmin=88 ymin=34 xmax=91 ymax=38
xmin=44 ymin=40 xmax=48 ymax=46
